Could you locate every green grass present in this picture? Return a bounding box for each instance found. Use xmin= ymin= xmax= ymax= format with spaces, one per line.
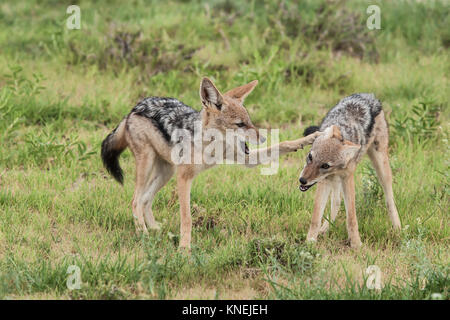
xmin=0 ymin=0 xmax=448 ymax=299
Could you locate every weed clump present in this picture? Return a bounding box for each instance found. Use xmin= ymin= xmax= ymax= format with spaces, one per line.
xmin=359 ymin=162 xmax=384 ymax=212
xmin=246 ymin=237 xmax=318 ymax=274
xmin=277 ymin=0 xmax=378 ymax=61
xmin=67 ymin=25 xmax=199 ymax=82
xmin=391 ymin=101 xmax=443 ymax=147
xmin=284 ymin=53 xmax=353 ymax=92
xmin=401 ymin=230 xmax=449 ymax=299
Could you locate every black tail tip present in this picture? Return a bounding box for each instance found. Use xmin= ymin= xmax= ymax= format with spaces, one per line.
xmin=303 ymin=125 xmax=320 ymax=137
xmin=101 ymin=135 xmax=124 ymax=185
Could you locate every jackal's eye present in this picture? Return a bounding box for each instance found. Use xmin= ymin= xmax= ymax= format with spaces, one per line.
xmin=236 ymin=122 xmax=246 ymax=128
xmin=307 ymin=153 xmax=312 ymax=162
xmin=321 ymin=163 xmax=330 ymax=169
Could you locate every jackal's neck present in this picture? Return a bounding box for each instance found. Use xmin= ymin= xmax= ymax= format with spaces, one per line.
xmin=199 ymin=108 xmax=212 ymax=129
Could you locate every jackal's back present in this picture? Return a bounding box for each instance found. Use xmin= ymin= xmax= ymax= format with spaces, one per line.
xmin=131 ymin=97 xmax=201 ymax=143
xmin=319 ymin=93 xmax=382 ymax=146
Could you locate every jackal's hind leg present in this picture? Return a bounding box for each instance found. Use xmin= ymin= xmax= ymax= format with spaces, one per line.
xmin=367 ymin=144 xmax=401 ymax=230
xmin=132 ymin=148 xmax=157 ymax=234
xmin=142 ymin=158 xmax=175 ymax=230
xmin=306 ymin=181 xmax=332 ymax=242
xmin=319 ymin=179 xmax=342 ymax=234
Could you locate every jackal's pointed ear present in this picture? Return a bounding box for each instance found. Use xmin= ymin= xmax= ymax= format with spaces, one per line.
xmin=200 ymin=77 xmax=223 ymax=111
xmin=342 ymin=143 xmax=361 ymax=165
xmin=223 ymin=80 xmax=258 ymax=102
xmin=323 ymin=125 xmax=343 ymax=141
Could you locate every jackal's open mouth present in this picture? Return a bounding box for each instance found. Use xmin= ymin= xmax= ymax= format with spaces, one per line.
xmin=240 ymin=141 xmax=250 ymax=155
xmin=299 ymin=182 xmax=316 ymax=192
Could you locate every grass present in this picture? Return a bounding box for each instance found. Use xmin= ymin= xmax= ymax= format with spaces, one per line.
xmin=0 ymin=0 xmax=448 ymax=299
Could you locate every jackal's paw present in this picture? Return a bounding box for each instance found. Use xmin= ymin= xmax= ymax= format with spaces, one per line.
xmin=288 ymin=133 xmax=320 ymax=152
xmin=306 ymin=236 xmax=317 ymax=243
xmin=178 ymin=245 xmax=191 ymax=256
xmin=148 ymin=221 xmax=162 ymax=230
xmin=350 ymin=238 xmax=362 ymax=249
xmin=282 ymin=140 xmax=303 ymax=153
xmin=319 ymin=222 xmax=329 ymax=234
xmin=304 ymin=131 xmax=321 ymax=144
xmin=135 ymin=225 xmax=149 ymax=235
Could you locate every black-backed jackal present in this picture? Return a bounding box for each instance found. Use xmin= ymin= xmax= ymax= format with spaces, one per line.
xmin=299 ymin=94 xmax=401 ymax=248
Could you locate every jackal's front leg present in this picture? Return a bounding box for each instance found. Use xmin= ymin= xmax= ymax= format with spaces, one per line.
xmin=280 ymin=132 xmax=321 ymax=155
xmin=245 ymin=132 xmax=320 ymax=167
xmin=342 ymin=172 xmax=362 ymax=249
xmin=177 ymin=167 xmax=194 ymax=251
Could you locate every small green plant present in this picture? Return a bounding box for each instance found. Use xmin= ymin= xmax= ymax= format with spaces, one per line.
xmin=19 ymin=130 xmax=95 ymax=167
xmin=360 ymin=162 xmax=383 ymax=202
xmin=4 ymin=65 xmax=45 ymax=97
xmin=0 ymin=65 xmax=46 ymax=133
xmin=392 ymin=101 xmax=441 ymax=146
xmin=400 ymin=230 xmax=449 ymax=299
xmin=246 ymin=237 xmax=318 ymax=274
xmin=140 ymin=235 xmax=189 ymax=299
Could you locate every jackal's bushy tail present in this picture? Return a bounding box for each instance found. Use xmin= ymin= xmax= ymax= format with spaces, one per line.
xmin=303 ymin=125 xmax=320 ymax=137
xmin=101 ymin=120 xmax=127 ymax=184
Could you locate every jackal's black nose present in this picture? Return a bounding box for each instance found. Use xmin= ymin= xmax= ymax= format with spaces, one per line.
xmin=299 ymin=177 xmax=307 ymax=185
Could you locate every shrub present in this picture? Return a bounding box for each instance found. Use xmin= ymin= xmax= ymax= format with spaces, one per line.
xmin=391 ymin=101 xmax=442 ymax=146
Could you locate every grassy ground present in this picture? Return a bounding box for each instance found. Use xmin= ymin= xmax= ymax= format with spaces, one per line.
xmin=0 ymin=0 xmax=448 ymax=299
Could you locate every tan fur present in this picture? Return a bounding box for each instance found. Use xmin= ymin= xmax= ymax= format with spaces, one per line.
xmin=331 ymin=125 xmax=343 ymax=141
xmin=123 ymin=78 xmax=319 ymax=251
xmin=300 ymin=111 xmax=401 ymax=249
xmin=319 ymin=175 xmax=341 ymax=234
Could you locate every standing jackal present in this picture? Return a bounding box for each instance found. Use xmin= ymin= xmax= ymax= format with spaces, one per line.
xmin=101 ymin=78 xmax=319 ymax=250
xmin=298 ymin=94 xmax=401 ymax=248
